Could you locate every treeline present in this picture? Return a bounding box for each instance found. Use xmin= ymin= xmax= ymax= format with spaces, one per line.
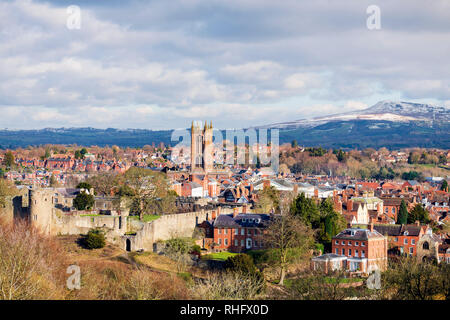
xmin=280 ymin=145 xmax=449 ymax=179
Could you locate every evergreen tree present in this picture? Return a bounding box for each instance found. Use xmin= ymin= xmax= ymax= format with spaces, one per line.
xmin=396 ymin=200 xmax=408 ymax=225
xmin=73 ymin=191 xmax=95 ymax=210
xmin=407 ymin=204 xmax=430 ymax=224
xmin=441 ymin=180 xmax=448 ymax=191
xmin=290 ymin=193 xmax=320 ymax=228
xmin=3 ymin=151 xmax=15 ymax=168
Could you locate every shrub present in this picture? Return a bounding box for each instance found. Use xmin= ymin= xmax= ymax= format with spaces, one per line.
xmin=85 ymin=229 xmax=106 ymax=249
xmin=190 ymin=244 xmax=201 ymax=256
xmin=73 ymin=192 xmax=95 ymax=210
xmin=224 ymin=254 xmax=265 ymax=293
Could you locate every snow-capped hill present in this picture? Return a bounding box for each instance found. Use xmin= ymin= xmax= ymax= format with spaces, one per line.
xmin=362 ymin=101 xmax=449 ymax=120
xmin=259 ymin=100 xmax=449 ymax=129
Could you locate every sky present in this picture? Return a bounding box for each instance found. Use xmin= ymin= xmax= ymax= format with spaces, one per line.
xmin=0 ymin=0 xmax=449 ymax=130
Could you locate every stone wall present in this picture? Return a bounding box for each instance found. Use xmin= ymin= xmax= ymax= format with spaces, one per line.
xmin=128 ymin=210 xmax=210 ymax=251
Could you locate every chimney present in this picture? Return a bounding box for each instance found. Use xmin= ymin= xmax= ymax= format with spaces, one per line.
xmin=369 ymin=222 xmax=374 ymax=232
xmin=347 ymin=199 xmax=354 ymax=212
xmin=377 ymin=203 xmax=383 ymax=215
xmin=233 ymin=207 xmax=239 ymax=218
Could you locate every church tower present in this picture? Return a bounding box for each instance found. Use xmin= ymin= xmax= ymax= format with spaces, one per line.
xmin=191 ymin=121 xmax=213 ymax=173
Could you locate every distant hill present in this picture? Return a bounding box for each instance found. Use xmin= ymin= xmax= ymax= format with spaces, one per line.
xmin=256 ymin=100 xmax=450 ymax=149
xmin=0 ymin=127 xmax=174 ymax=149
xmin=0 ymin=101 xmax=448 ymax=150
xmin=256 ymin=100 xmax=450 ymax=129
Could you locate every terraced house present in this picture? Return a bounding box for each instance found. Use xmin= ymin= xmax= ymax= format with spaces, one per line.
xmin=374 ymin=223 xmax=427 ymax=256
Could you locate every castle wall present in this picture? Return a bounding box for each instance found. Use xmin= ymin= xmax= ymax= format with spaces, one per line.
xmin=21 ymin=187 xmax=230 ymax=253
xmin=29 ymin=189 xmax=54 ymax=235
xmin=129 ymin=210 xmax=210 ymax=251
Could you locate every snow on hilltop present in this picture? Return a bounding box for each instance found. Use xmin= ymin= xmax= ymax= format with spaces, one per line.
xmin=257 ymin=101 xmax=449 ymax=129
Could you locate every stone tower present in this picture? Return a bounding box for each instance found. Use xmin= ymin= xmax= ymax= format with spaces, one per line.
xmin=191 ymin=121 xmax=213 ymax=173
xmin=29 ymin=188 xmax=54 ymax=235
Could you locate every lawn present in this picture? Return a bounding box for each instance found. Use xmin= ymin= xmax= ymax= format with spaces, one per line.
xmin=202 ymin=251 xmax=239 ymax=261
xmin=129 ymin=214 xmax=161 ymax=223
xmin=324 ymin=276 xmax=363 ymax=284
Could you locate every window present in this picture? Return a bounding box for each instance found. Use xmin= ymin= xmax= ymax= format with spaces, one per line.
xmin=392 ymin=208 xmax=395 ymax=213
xmin=247 ymin=229 xmax=251 ymax=235
xmin=394 ymin=237 xmax=398 ymax=242
xmin=254 ymin=241 xmax=258 ymax=247
xmin=385 ymin=208 xmax=388 ymax=213
xmin=361 ymin=242 xmax=365 ymax=247
xmin=423 ymin=242 xmax=429 ymax=250
xmin=361 ymin=250 xmax=365 ymax=258
xmin=241 ymin=229 xmax=245 ymax=235
xmin=241 ymin=240 xmax=244 ymax=247
xmin=335 ymin=248 xmax=339 ymax=254
xmin=404 ymin=238 xmax=408 ymax=245
xmin=235 ymin=228 xmax=238 ymax=235
xmin=342 ymin=241 xmax=345 ymax=245
xmin=412 ymin=239 xmax=415 ymax=245
xmin=218 ymin=239 xmax=221 ymax=245
xmin=355 ymin=250 xmax=358 ymax=257
xmin=335 ymin=240 xmax=339 ymax=245
xmin=218 ymin=229 xmax=221 ymax=234
xmin=409 ymin=247 xmax=414 ymax=255
xmin=234 ymin=240 xmax=238 ymax=246
xmin=224 ymin=229 xmax=227 ymax=235
xmin=224 ymin=239 xmax=228 ymax=246
xmin=348 ymin=241 xmax=352 ymax=246
xmin=348 ymin=249 xmax=352 ymax=256
xmin=355 ymin=241 xmax=359 ymax=246
xmin=342 ymin=249 xmax=345 ymax=255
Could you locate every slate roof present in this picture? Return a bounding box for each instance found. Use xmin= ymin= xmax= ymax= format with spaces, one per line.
xmin=213 ymin=213 xmax=271 ymax=229
xmin=374 ymin=224 xmax=422 ymax=237
xmin=333 ymin=228 xmax=384 ymax=240
xmin=55 ymin=188 xmax=80 ymax=197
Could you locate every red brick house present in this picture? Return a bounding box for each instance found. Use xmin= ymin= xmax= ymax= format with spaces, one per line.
xmin=374 ymin=223 xmax=428 ymax=256
xmin=212 ymin=212 xmax=270 ymax=252
xmin=330 ymin=226 xmax=387 ymax=273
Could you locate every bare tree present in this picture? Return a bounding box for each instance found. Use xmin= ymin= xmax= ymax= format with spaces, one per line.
xmin=264 ymin=193 xmax=315 ymax=285
xmin=194 ymin=271 xmax=263 ymax=300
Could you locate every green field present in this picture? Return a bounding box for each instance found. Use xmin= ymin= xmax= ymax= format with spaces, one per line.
xmin=202 ymin=251 xmax=239 ymax=261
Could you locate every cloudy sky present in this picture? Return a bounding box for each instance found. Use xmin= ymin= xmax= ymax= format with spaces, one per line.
xmin=0 ymin=0 xmax=449 ymax=130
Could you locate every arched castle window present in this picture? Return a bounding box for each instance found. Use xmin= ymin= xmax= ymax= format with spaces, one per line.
xmin=422 ymin=241 xmax=429 ymax=250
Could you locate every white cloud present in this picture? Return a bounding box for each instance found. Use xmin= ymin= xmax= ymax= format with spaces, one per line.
xmin=0 ymin=0 xmax=448 ymax=129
